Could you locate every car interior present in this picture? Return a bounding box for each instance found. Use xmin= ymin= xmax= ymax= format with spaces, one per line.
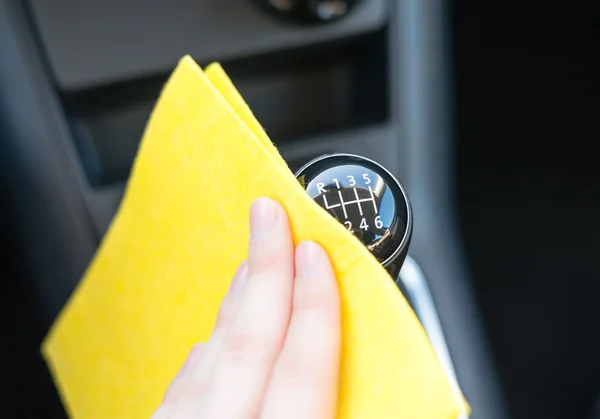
xmin=1 ymin=1 xmax=598 ymax=418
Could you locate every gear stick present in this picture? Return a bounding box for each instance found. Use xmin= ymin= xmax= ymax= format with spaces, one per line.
xmin=296 ymin=154 xmax=466 ymax=417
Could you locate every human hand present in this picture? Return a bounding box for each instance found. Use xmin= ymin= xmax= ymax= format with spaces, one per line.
xmin=152 ymin=197 xmax=341 ymax=419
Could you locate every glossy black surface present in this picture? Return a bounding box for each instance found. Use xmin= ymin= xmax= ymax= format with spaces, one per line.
xmin=252 ymin=0 xmax=361 ymax=24
xmin=296 ymin=154 xmax=411 ymax=276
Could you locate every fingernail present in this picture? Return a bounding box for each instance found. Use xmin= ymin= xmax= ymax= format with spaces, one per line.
xmin=181 ymin=343 xmax=203 ymax=372
xmin=250 ymin=198 xmax=278 ymax=241
xmin=295 ymin=241 xmax=326 ymax=279
xmin=228 ymin=261 xmax=248 ymax=297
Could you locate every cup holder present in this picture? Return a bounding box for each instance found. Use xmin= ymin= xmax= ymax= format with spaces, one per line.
xmin=251 ymin=0 xmax=362 ymax=24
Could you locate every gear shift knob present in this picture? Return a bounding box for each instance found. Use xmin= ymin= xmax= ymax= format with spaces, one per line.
xmin=295 ymin=153 xmax=413 ymax=277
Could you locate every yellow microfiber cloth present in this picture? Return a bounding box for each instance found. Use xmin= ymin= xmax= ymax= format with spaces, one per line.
xmin=42 ymin=56 xmax=468 ymax=419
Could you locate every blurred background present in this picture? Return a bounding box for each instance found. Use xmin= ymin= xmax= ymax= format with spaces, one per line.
xmin=0 ymin=0 xmax=598 ymax=418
